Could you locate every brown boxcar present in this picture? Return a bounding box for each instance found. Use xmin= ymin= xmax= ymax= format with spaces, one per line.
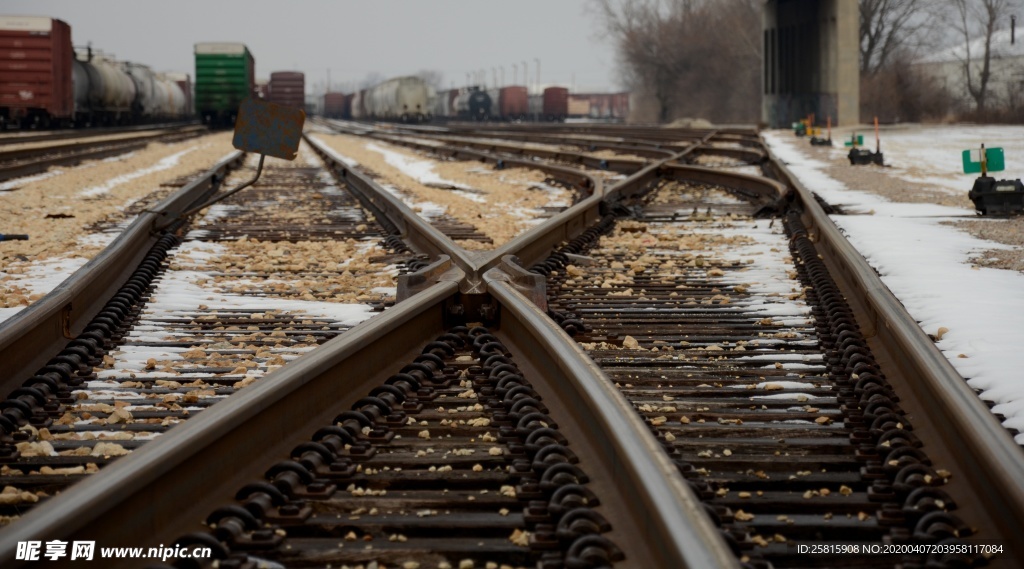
xmin=542 ymin=87 xmax=568 ymax=121
xmin=0 ymin=15 xmax=73 ymax=127
xmin=342 ymin=93 xmax=354 ymax=119
xmin=498 ymin=86 xmax=527 ymax=120
xmin=323 ymin=91 xmax=346 ymax=118
xmin=268 ymin=71 xmax=304 ymax=109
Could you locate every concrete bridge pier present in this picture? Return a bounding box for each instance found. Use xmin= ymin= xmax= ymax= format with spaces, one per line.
xmin=762 ymin=0 xmax=859 ymax=127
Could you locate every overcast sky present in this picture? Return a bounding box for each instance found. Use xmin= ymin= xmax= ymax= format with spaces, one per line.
xmin=5 ymin=0 xmax=621 ymax=94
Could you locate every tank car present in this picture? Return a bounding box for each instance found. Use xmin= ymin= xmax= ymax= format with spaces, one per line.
xmin=153 ymin=73 xmax=186 ymax=118
xmin=124 ymin=62 xmax=161 ymax=117
xmin=454 ymin=87 xmax=490 ymax=121
xmin=1 ymin=15 xmax=189 ymax=128
xmin=485 ymin=86 xmax=527 ymax=121
xmin=351 ymin=90 xmax=365 ymax=119
xmin=164 ymin=72 xmax=192 ymax=115
xmin=431 ymin=89 xmax=450 ymax=119
xmin=366 ymin=76 xmax=432 ymax=123
xmin=72 ymin=50 xmax=137 ymax=126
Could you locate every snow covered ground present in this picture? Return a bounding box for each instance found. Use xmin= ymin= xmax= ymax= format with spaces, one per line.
xmin=764 ymin=125 xmax=1024 ymax=443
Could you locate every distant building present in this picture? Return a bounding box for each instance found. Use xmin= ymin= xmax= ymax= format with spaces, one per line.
xmin=915 ymin=29 xmax=1024 ymax=112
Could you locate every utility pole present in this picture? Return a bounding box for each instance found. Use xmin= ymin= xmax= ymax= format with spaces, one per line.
xmin=534 ymin=58 xmax=540 ymax=94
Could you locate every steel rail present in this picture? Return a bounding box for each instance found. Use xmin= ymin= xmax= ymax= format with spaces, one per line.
xmin=485 ymin=274 xmax=738 ymax=569
xmin=0 ymin=126 xmax=206 ymax=162
xmin=310 ymin=123 xmax=723 ymax=277
xmin=382 ymin=132 xmax=649 ymax=175
xmin=6 ymin=122 xmax=933 ymax=569
xmin=684 ymin=144 xmax=766 ymax=165
xmin=764 ymin=141 xmax=1024 ymax=563
xmin=0 ymin=121 xmax=201 ymax=145
xmin=0 ymin=126 xmax=208 ymax=182
xmin=302 ymin=133 xmax=482 ymax=283
xmin=399 ymin=121 xmax=705 ymax=151
xmin=0 ymin=126 xmax=744 ymax=568
xmin=390 ymin=124 xmax=678 ymax=159
xmin=317 ymin=122 xmax=601 ymax=195
xmin=0 ymin=280 xmax=461 ymax=569
xmin=482 ymin=133 xmax=718 ymax=271
xmin=305 ymin=127 xmax=606 ymax=277
xmin=0 ymin=150 xmax=244 ymax=391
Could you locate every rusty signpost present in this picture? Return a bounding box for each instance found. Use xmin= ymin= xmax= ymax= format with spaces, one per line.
xmin=169 ymin=98 xmax=305 ymax=225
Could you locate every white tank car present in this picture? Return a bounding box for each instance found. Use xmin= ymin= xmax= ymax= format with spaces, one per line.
xmin=351 ymin=90 xmax=364 ymax=119
xmin=124 ymin=62 xmax=158 ymax=116
xmin=154 ymin=74 xmax=186 ymax=117
xmin=75 ymin=52 xmax=136 ymax=113
xmin=367 ymin=76 xmax=432 ymax=122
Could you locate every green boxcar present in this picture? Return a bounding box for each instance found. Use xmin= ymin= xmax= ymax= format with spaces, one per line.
xmin=194 ymin=42 xmax=254 ymax=127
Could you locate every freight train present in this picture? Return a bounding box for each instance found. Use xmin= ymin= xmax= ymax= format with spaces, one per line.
xmin=267 ymin=71 xmax=304 ymax=110
xmin=0 ymin=15 xmax=190 ymax=129
xmin=364 ymin=76 xmax=432 ymax=123
xmin=322 ymin=76 xmax=433 ymax=123
xmin=323 ymin=82 xmax=628 ymax=123
xmin=194 ymin=42 xmax=254 ymax=127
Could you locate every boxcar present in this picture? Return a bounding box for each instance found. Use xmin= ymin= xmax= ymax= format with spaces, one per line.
xmin=493 ymin=86 xmax=527 ymax=121
xmin=194 ymin=42 xmax=254 ymax=127
xmin=323 ymin=92 xmax=346 ymax=118
xmin=268 ymin=71 xmax=304 ymax=110
xmin=0 ymin=16 xmax=73 ymax=128
xmin=542 ymin=87 xmax=568 ymax=121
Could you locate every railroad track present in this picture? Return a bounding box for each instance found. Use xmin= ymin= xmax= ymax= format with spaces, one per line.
xmin=0 ymin=123 xmax=1021 ymax=569
xmin=0 ymin=125 xmax=208 ymax=184
xmin=0 ymin=122 xmax=200 ymax=146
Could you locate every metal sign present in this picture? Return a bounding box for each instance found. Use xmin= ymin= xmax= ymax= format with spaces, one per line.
xmin=232 ymin=98 xmax=305 ymax=161
xmin=962 ymin=147 xmax=1005 ymax=174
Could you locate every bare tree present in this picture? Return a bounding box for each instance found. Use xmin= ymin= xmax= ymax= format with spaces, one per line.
xmin=591 ymin=0 xmax=761 ymax=123
xmin=359 ymin=73 xmax=385 ymax=90
xmin=593 ymin=0 xmax=686 ymax=122
xmin=859 ymin=0 xmax=929 ymax=74
xmin=949 ymin=0 xmax=1018 ymax=113
xmin=417 ymin=70 xmax=445 ymax=92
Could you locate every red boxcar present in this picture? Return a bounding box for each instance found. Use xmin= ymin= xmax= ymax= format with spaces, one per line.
xmin=0 ymin=16 xmax=73 ymax=128
xmin=268 ymin=71 xmax=304 ymax=109
xmin=323 ymin=91 xmax=346 ymax=118
xmin=342 ymin=93 xmax=354 ymax=119
xmin=542 ymin=87 xmax=568 ymax=121
xmin=498 ymin=86 xmax=527 ymax=120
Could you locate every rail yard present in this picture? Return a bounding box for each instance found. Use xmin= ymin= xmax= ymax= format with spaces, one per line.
xmin=3 ymin=5 xmax=1024 ymax=569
